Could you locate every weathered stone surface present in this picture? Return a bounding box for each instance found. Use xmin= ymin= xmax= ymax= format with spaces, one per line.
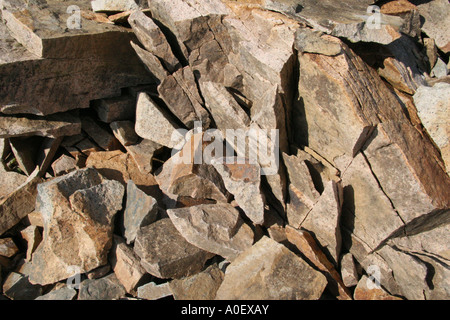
xmin=381 ymin=0 xmax=417 ymax=15
xmin=354 ymin=275 xmax=403 ymax=300
xmin=78 ymin=273 xmax=126 ymax=300
xmin=215 ymin=236 xmax=328 ymax=300
xmin=211 ymin=158 xmax=264 ymax=225
xmin=9 ymin=137 xmax=41 ymax=176
xmin=340 ymin=253 xmax=359 ymax=288
xmin=20 ymin=225 xmax=42 ymax=261
xmin=81 ymin=116 xmax=121 ymax=151
xmin=3 ymin=272 xmax=43 ymax=300
xmin=0 ymin=157 xmax=27 ymax=199
xmin=0 ymin=2 xmax=153 ymax=116
xmin=199 ymin=81 xmax=250 ymax=130
xmin=131 ymin=41 xmax=168 ymax=83
xmin=51 ymin=155 xmax=77 ymax=177
xmin=155 ymin=133 xmax=228 ymax=204
xmin=135 ymin=92 xmax=183 ymax=148
xmin=0 ymin=113 xmax=81 ymax=139
xmin=301 ymin=180 xmax=343 ymax=265
xmin=35 ymin=286 xmax=77 ymax=300
xmin=29 ymin=168 xmax=125 ymax=285
xmin=123 ymin=180 xmax=158 ymax=244
xmin=134 ymin=218 xmax=214 ymax=279
xmin=91 ymin=0 xmax=140 ymax=13
xmin=0 ymin=174 xmax=41 ymax=236
xmin=0 ymin=237 xmax=18 ymax=258
xmin=167 ymin=203 xmax=254 ymax=261
xmin=110 ymin=121 xmax=140 ymax=147
xmin=285 ymin=226 xmax=352 ymax=300
xmin=110 ymin=236 xmax=147 ymax=293
xmin=137 ymin=282 xmax=172 ymax=300
xmin=413 ymin=83 xmax=450 ymax=174
xmin=169 ymin=264 xmax=224 ymax=300
xmin=93 ymin=95 xmax=136 ymax=124
xmin=416 ymin=0 xmax=450 ymax=53
xmin=125 ymin=139 xmax=164 ymax=174
xmin=128 ymin=10 xmax=180 ymax=72
xmin=86 ymin=265 xmax=111 ymax=280
xmin=294 ymin=28 xmax=342 ymax=56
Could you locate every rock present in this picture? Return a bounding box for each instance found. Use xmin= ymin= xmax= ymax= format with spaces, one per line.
xmin=215 ymin=236 xmax=328 ymax=300
xmin=51 ymin=155 xmax=77 ymax=177
xmin=125 ymin=139 xmax=164 ymax=174
xmin=2 ymin=272 xmax=43 ymax=300
xmin=381 ymin=0 xmax=417 ymax=15
xmin=261 ymin=0 xmax=413 ymax=44
xmin=0 ymin=157 xmax=27 ymax=199
xmin=78 ymin=273 xmax=126 ymax=300
xmin=35 ymin=286 xmax=77 ymax=300
xmin=0 ymin=174 xmax=41 ymax=236
xmin=167 ymin=203 xmax=254 ymax=261
xmin=285 ymin=226 xmax=352 ymax=300
xmin=28 ymin=168 xmax=125 ymax=285
xmin=109 ymin=236 xmax=147 ymax=293
xmin=416 ymin=0 xmax=450 ymax=53
xmin=128 ymin=10 xmax=180 ymax=72
xmin=93 ymin=95 xmax=136 ymax=124
xmin=413 ymin=83 xmax=450 ymax=174
xmin=9 ymin=137 xmax=41 ymax=176
xmin=340 ymin=253 xmax=359 ymax=288
xmin=130 ymin=41 xmax=169 ymax=83
xmin=294 ymin=28 xmax=342 ymax=56
xmin=135 ymin=92 xmax=183 ymax=148
xmin=0 ymin=3 xmax=152 ymax=116
xmin=123 ymin=180 xmax=158 ymax=244
xmin=354 ymin=275 xmax=402 ymax=300
xmin=110 ymin=121 xmax=140 ymax=147
xmin=0 ymin=237 xmax=18 ymax=258
xmin=155 ymin=133 xmax=228 ymax=204
xmin=80 ymin=116 xmax=121 ymax=151
xmin=431 ymin=58 xmax=448 ymax=78
xmin=137 ymin=282 xmax=172 ymax=300
xmin=91 ymin=0 xmax=140 ymax=13
xmin=300 ymin=180 xmax=343 ymax=265
xmin=86 ymin=265 xmax=111 ymax=280
xmin=0 ymin=113 xmax=81 ymax=139
xmin=134 ymin=218 xmax=214 ymax=279
xmin=169 ymin=264 xmax=224 ymax=300
xmin=20 ymin=225 xmax=42 ymax=261
xmin=158 ymin=67 xmax=210 ymax=129
xmin=35 ymin=137 xmax=64 ymax=177
xmin=378 ymin=57 xmax=421 ymax=95
xmin=199 ymin=81 xmax=250 ymax=130
xmin=211 ymin=158 xmax=264 ymax=225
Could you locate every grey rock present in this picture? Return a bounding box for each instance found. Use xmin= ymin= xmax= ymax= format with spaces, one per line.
xmin=3 ymin=272 xmax=43 ymax=300
xmin=78 ymin=273 xmax=126 ymax=300
xmin=125 ymin=139 xmax=164 ymax=174
xmin=340 ymin=253 xmax=359 ymax=288
xmin=93 ymin=95 xmax=136 ymax=124
xmin=137 ymin=282 xmax=172 ymax=300
xmin=294 ymin=28 xmax=342 ymax=56
xmin=35 ymin=286 xmax=77 ymax=300
xmin=416 ymin=0 xmax=450 ymax=53
xmin=110 ymin=121 xmax=140 ymax=147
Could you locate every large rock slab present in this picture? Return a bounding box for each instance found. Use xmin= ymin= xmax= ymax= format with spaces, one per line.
xmin=134 ymin=218 xmax=214 ymax=279
xmin=215 ymin=236 xmax=328 ymax=300
xmin=167 ymin=203 xmax=254 ymax=261
xmin=29 ymin=168 xmax=125 ymax=285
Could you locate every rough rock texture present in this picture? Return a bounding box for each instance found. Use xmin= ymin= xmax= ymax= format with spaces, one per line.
xmin=78 ymin=273 xmax=126 ymax=300
xmin=134 ymin=218 xmax=214 ymax=279
xmin=137 ymin=282 xmax=172 ymax=300
xmin=215 ymin=236 xmax=328 ymax=300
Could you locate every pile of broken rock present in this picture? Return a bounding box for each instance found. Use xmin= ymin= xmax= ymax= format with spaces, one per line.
xmin=0 ymin=0 xmax=449 ymax=300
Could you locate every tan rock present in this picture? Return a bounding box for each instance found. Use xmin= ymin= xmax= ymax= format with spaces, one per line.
xmin=110 ymin=236 xmax=147 ymax=293
xmin=137 ymin=282 xmax=172 ymax=300
xmin=125 ymin=139 xmax=164 ymax=175
xmin=20 ymin=225 xmax=42 ymax=261
xmin=78 ymin=273 xmax=126 ymax=300
xmin=354 ymin=275 xmax=403 ymax=300
xmin=170 ymin=264 xmax=224 ymax=300
xmin=167 ymin=203 xmax=254 ymax=261
xmin=215 ymin=236 xmax=327 ymax=300
xmin=0 ymin=158 xmax=27 ymax=200
xmin=340 ymin=253 xmax=359 ymax=288
xmin=0 ymin=238 xmax=18 ymax=258
xmin=134 ymin=218 xmax=214 ymax=279
xmin=110 ymin=121 xmax=140 ymax=147
xmin=51 ymin=154 xmax=77 ymax=177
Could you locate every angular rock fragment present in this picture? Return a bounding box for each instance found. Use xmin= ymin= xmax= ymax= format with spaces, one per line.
xmin=78 ymin=273 xmax=126 ymax=300
xmin=9 ymin=137 xmax=41 ymax=176
xmin=167 ymin=203 xmax=254 ymax=261
xmin=20 ymin=225 xmax=42 ymax=261
xmin=215 ymin=236 xmax=327 ymax=300
xmin=93 ymin=95 xmax=136 ymax=123
xmin=29 ymin=168 xmax=125 ymax=285
xmin=340 ymin=253 xmax=359 ymax=288
xmin=51 ymin=155 xmax=77 ymax=177
xmin=35 ymin=286 xmax=77 ymax=300
xmin=134 ymin=218 xmax=214 ymax=279
xmin=91 ymin=0 xmax=140 ymax=13
xmin=110 ymin=236 xmax=147 ymax=293
xmin=416 ymin=0 xmax=450 ymax=53
xmin=294 ymin=28 xmax=342 ymax=56
xmin=125 ymin=139 xmax=164 ymax=174
xmin=0 ymin=238 xmax=18 ymax=258
xmin=0 ymin=157 xmax=27 ymax=199
xmin=354 ymin=275 xmax=403 ymax=300
xmin=135 ymin=92 xmax=183 ymax=148
xmin=169 ymin=264 xmax=224 ymax=300
xmin=130 ymin=41 xmax=169 ymax=83
xmin=285 ymin=226 xmax=352 ymax=300
xmin=137 ymin=282 xmax=172 ymax=300
xmin=110 ymin=121 xmax=140 ymax=147
xmin=413 ymin=83 xmax=450 ymax=174
xmin=123 ymin=180 xmax=158 ymax=244
xmin=2 ymin=272 xmax=43 ymax=300
xmin=81 ymin=116 xmax=121 ymax=151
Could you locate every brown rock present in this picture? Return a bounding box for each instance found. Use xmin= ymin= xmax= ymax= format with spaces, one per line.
xmin=80 ymin=116 xmax=121 ymax=151
xmin=134 ymin=218 xmax=214 ymax=279
xmin=20 ymin=225 xmax=42 ymax=261
xmin=93 ymin=95 xmax=136 ymax=124
xmin=110 ymin=121 xmax=140 ymax=147
xmin=0 ymin=238 xmax=18 ymax=258
xmin=354 ymin=275 xmax=403 ymax=300
xmin=169 ymin=264 xmax=224 ymax=300
xmin=215 ymin=236 xmax=328 ymax=300
xmin=137 ymin=282 xmax=172 ymax=300
xmin=125 ymin=139 xmax=164 ymax=175
xmin=51 ymin=154 xmax=77 ymax=177
xmin=167 ymin=203 xmax=254 ymax=261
